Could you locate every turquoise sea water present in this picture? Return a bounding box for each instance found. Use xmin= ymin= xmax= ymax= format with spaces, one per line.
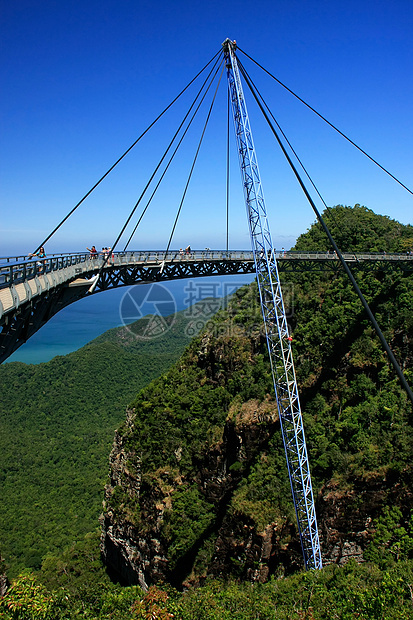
xmin=6 ymin=275 xmax=254 ymax=364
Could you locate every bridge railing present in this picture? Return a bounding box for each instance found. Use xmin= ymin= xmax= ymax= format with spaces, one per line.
xmin=0 ymin=249 xmax=255 ymax=287
xmin=0 ymin=253 xmax=91 ymax=288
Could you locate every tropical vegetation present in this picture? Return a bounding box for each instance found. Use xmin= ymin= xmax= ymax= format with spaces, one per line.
xmin=1 ymin=205 xmax=413 ymax=618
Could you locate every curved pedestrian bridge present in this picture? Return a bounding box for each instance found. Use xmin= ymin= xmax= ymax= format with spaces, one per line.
xmin=1 ymin=249 xmax=412 ymax=363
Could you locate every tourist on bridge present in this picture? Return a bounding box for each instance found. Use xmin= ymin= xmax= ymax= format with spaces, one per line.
xmin=87 ymin=245 xmax=98 ymax=258
xmin=28 ymin=246 xmax=46 ymax=274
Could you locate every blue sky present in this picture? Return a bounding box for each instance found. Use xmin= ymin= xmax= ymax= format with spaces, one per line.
xmin=1 ymin=0 xmax=412 ymax=257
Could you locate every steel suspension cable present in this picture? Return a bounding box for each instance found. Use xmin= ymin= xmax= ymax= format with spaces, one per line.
xmin=164 ymin=65 xmax=225 ymax=257
xmin=122 ymin=58 xmax=224 ymax=251
xmin=32 ymin=50 xmax=222 ymax=254
xmin=89 ymin=59 xmax=223 ymax=288
xmin=237 ymin=58 xmax=387 ymax=266
xmin=238 ymin=59 xmax=413 ymax=408
xmin=237 ymin=59 xmax=350 ymax=244
xmin=237 ymin=58 xmax=330 ymax=213
xmin=237 ymin=46 xmax=413 ymax=198
xmin=242 ymin=62 xmax=367 ymax=264
xmin=226 ymin=86 xmax=230 ymax=251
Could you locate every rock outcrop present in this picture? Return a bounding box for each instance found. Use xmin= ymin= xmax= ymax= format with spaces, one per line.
xmin=101 ymin=411 xmax=413 ymax=589
xmin=100 ymin=398 xmax=290 ymax=589
xmin=319 ymin=469 xmax=413 ymax=565
xmin=100 ymin=264 xmax=413 ymax=588
xmin=101 ymin=391 xmax=413 ymax=589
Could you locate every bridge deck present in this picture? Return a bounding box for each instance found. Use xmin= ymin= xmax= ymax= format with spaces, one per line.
xmin=1 ymin=250 xmax=412 ymax=319
xmin=0 ymin=249 xmax=412 ymax=363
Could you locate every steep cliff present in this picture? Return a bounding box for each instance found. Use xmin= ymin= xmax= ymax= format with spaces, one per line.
xmin=101 ymin=206 xmax=413 ymax=589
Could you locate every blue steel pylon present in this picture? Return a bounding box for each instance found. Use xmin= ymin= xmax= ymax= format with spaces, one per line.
xmin=222 ymin=38 xmax=322 ymax=570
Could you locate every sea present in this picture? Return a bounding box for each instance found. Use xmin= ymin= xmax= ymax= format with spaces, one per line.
xmin=6 ymin=274 xmax=255 ymax=364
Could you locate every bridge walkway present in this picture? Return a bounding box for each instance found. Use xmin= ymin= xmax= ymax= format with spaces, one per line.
xmin=1 ymin=249 xmax=412 ymax=319
xmin=0 ymin=249 xmax=412 ymax=363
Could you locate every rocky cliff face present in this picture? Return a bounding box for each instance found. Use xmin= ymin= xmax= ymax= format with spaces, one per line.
xmin=101 ymin=398 xmax=413 ymax=589
xmin=100 ymin=397 xmax=299 ymax=589
xmin=318 ymin=469 xmax=413 ymax=566
xmin=100 ymin=271 xmax=413 ymax=589
xmin=101 ymin=404 xmax=413 ymax=589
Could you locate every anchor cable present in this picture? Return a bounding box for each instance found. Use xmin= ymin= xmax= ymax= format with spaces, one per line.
xmin=32 ymin=50 xmax=222 ymax=254
xmin=122 ymin=57 xmax=224 ymax=251
xmin=226 ymin=85 xmax=230 ymax=252
xmin=236 ymin=57 xmax=350 ymax=245
xmin=92 ymin=57 xmax=224 ymax=285
xmin=237 ymin=46 xmax=413 ymax=198
xmin=236 ymin=57 xmax=381 ymax=258
xmin=237 ymin=58 xmax=413 ymax=408
xmin=164 ymin=64 xmax=225 ymax=257
xmin=237 ymin=57 xmax=330 ymax=213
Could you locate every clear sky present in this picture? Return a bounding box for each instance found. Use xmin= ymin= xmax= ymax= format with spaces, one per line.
xmin=1 ymin=0 xmax=412 ymax=257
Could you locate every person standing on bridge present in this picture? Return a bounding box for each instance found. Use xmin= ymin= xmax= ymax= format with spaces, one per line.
xmin=28 ymin=246 xmax=46 ymax=274
xmin=87 ymin=245 xmax=98 ymax=259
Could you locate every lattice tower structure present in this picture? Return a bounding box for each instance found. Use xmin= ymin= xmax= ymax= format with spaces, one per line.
xmin=222 ymin=38 xmax=322 ymax=570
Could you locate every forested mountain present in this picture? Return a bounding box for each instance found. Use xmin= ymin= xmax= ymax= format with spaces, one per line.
xmin=294 ymin=204 xmax=413 ymax=253
xmin=0 ymin=304 xmax=200 ymax=576
xmin=99 ymin=205 xmax=413 ymax=599
xmin=1 ymin=204 xmax=413 ymax=619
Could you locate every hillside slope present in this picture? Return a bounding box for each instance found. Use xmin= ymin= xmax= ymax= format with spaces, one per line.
xmin=101 ymin=205 xmax=413 ymax=588
xmin=0 ymin=303 xmax=202 ymax=576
